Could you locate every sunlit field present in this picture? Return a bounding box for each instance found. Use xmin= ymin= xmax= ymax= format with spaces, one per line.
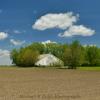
xmin=78 ymin=67 xmax=100 ymax=71
xmin=0 ymin=66 xmax=100 ymax=100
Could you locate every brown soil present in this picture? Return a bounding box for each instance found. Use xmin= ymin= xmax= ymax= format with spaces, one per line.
xmin=0 ymin=68 xmax=100 ymax=100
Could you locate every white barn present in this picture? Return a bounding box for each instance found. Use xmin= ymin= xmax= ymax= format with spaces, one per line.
xmin=35 ymin=54 xmax=64 ymax=67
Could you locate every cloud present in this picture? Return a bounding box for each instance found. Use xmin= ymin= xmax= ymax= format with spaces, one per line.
xmin=33 ymin=12 xmax=95 ymax=37
xmin=10 ymin=39 xmax=25 ymax=46
xmin=83 ymin=44 xmax=97 ymax=47
xmin=42 ymin=40 xmax=57 ymax=45
xmin=59 ymin=25 xmax=95 ymax=37
xmin=0 ymin=32 xmax=8 ymax=40
xmin=33 ymin=12 xmax=79 ymax=30
xmin=13 ymin=30 xmax=26 ymax=34
xmin=0 ymin=49 xmax=10 ymax=57
xmin=0 ymin=49 xmax=12 ymax=65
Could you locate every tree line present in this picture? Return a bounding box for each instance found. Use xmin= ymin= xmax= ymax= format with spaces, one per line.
xmin=11 ymin=41 xmax=100 ymax=69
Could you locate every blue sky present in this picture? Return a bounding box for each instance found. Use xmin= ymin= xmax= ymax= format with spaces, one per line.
xmin=0 ymin=0 xmax=100 ymax=65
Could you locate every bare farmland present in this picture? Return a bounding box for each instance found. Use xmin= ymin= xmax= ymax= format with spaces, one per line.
xmin=0 ymin=67 xmax=100 ymax=100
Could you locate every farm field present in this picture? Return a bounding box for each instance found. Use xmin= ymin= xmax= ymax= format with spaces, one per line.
xmin=0 ymin=67 xmax=100 ymax=100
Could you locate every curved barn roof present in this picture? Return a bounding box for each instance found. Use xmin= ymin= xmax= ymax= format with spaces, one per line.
xmin=35 ymin=54 xmax=63 ymax=66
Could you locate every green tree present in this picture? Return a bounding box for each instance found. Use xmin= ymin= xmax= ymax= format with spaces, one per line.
xmin=66 ymin=40 xmax=84 ymax=69
xmin=85 ymin=46 xmax=100 ymax=66
xmin=11 ymin=49 xmax=19 ymax=65
xmin=28 ymin=42 xmax=44 ymax=54
xmin=44 ymin=43 xmax=68 ymax=60
xmin=11 ymin=48 xmax=39 ymax=67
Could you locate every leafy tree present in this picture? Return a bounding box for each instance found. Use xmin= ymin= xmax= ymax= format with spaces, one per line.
xmin=44 ymin=43 xmax=68 ymax=60
xmin=62 ymin=46 xmax=71 ymax=66
xmin=28 ymin=43 xmax=44 ymax=54
xmin=11 ymin=48 xmax=39 ymax=67
xmin=11 ymin=49 xmax=19 ymax=65
xmin=85 ymin=46 xmax=100 ymax=66
xmin=66 ymin=40 xmax=84 ymax=69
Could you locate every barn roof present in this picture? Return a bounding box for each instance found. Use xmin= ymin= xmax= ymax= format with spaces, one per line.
xmin=35 ymin=54 xmax=63 ymax=66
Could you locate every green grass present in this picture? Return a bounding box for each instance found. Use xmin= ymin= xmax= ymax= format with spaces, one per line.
xmin=0 ymin=66 xmax=100 ymax=71
xmin=78 ymin=67 xmax=100 ymax=71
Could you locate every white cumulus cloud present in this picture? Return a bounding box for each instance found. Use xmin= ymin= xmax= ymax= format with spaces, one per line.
xmin=83 ymin=44 xmax=97 ymax=47
xmin=32 ymin=12 xmax=95 ymax=37
xmin=10 ymin=39 xmax=25 ymax=46
xmin=42 ymin=40 xmax=57 ymax=45
xmin=33 ymin=12 xmax=79 ymax=30
xmin=0 ymin=32 xmax=8 ymax=40
xmin=0 ymin=49 xmax=12 ymax=65
xmin=59 ymin=25 xmax=95 ymax=37
xmin=0 ymin=49 xmax=10 ymax=57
